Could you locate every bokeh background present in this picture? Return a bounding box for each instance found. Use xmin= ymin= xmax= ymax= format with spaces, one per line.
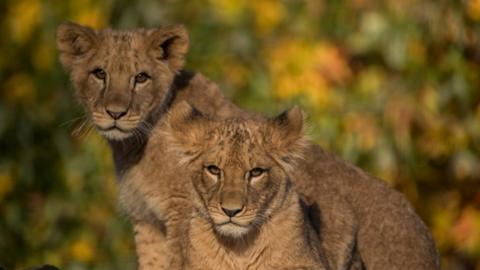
xmin=0 ymin=0 xmax=479 ymax=269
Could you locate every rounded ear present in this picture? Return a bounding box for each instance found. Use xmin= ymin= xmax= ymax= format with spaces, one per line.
xmin=270 ymin=105 xmax=304 ymax=143
xmin=163 ymin=101 xmax=208 ymax=163
xmin=267 ymin=106 xmax=308 ymax=169
xmin=56 ymin=21 xmax=98 ymax=69
xmin=147 ymin=25 xmax=189 ymax=73
xmin=167 ymin=101 xmax=204 ymax=131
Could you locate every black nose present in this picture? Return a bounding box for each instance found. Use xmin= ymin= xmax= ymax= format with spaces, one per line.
xmin=106 ymin=109 xmax=127 ymax=120
xmin=221 ymin=206 xmax=243 ymax=217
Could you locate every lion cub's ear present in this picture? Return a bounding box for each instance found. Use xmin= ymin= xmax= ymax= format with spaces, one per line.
xmin=267 ymin=106 xmax=308 ymax=169
xmin=163 ymin=101 xmax=208 ymax=163
xmin=56 ymin=21 xmax=98 ymax=70
xmin=147 ymin=25 xmax=189 ymax=73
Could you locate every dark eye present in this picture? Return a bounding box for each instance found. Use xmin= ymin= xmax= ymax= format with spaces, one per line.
xmin=135 ymin=72 xmax=150 ymax=84
xmin=206 ymin=165 xmax=221 ymax=176
xmin=92 ymin=68 xmax=106 ymax=80
xmin=250 ymin=167 xmax=266 ymax=178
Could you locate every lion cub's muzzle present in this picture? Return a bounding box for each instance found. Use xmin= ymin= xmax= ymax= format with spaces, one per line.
xmin=221 ymin=205 xmax=243 ymax=217
xmin=212 ymin=208 xmax=253 ymax=238
xmin=105 ymin=108 xmax=127 ymax=120
xmin=209 ymin=190 xmax=255 ymax=238
xmin=92 ymin=102 xmax=143 ymax=141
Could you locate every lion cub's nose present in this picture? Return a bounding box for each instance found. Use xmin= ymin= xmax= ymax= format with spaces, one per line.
xmin=221 ymin=206 xmax=243 ymax=217
xmin=106 ymin=109 xmax=127 ymax=120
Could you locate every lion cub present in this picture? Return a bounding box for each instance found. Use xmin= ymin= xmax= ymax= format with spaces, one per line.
xmin=162 ymin=102 xmax=327 ymax=270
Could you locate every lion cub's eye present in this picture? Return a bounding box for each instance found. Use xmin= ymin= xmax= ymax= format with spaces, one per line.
xmin=92 ymin=68 xmax=106 ymax=80
xmin=135 ymin=72 xmax=150 ymax=84
xmin=249 ymin=167 xmax=266 ymax=178
xmin=205 ymin=165 xmax=221 ymax=176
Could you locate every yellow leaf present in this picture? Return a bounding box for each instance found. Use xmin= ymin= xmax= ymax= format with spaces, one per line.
xmin=451 ymin=207 xmax=480 ymax=254
xmin=407 ymin=39 xmax=426 ymax=65
xmin=419 ymin=86 xmax=438 ymax=114
xmin=71 ymin=237 xmax=95 ymax=263
xmin=74 ymin=5 xmax=105 ymax=28
xmin=221 ymin=59 xmax=249 ymax=88
xmin=0 ymin=169 xmax=14 ymax=202
xmin=3 ymin=73 xmax=36 ymax=106
xmin=8 ymin=0 xmax=42 ymax=43
xmin=209 ymin=0 xmax=247 ymax=24
xmin=250 ymin=0 xmax=285 ymax=34
xmin=357 ymin=67 xmax=384 ymax=95
xmin=343 ymin=113 xmax=378 ymax=151
xmin=33 ymin=40 xmax=54 ymax=72
xmin=467 ymin=0 xmax=480 ymax=21
xmin=431 ymin=193 xmax=460 ymax=250
xmin=311 ymin=42 xmax=352 ymax=84
xmin=267 ymin=39 xmax=348 ymax=109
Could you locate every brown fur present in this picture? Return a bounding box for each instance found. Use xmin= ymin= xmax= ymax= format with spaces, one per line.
xmin=57 ymin=22 xmax=242 ymax=269
xmin=57 ymin=22 xmax=439 ymax=270
xmin=161 ymin=102 xmax=326 ymax=270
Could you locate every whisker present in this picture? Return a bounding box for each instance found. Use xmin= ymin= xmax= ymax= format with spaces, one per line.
xmin=59 ymin=114 xmax=88 ymax=128
xmin=72 ymin=119 xmax=95 ymax=140
xmin=84 ymin=125 xmax=95 ymax=139
xmin=71 ymin=119 xmax=88 ymax=137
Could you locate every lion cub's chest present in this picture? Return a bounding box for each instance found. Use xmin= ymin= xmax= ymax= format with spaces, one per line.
xmin=184 ymin=213 xmax=323 ymax=270
xmin=186 ymin=218 xmax=272 ymax=270
xmin=119 ymin=129 xmax=192 ymax=221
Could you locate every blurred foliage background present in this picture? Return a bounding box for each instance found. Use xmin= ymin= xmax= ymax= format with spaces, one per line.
xmin=0 ymin=0 xmax=479 ymax=269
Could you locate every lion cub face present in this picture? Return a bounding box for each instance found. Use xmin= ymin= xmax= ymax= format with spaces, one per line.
xmin=164 ymin=102 xmax=306 ymax=238
xmin=194 ymin=134 xmax=285 ymax=238
xmin=57 ymin=22 xmax=189 ymax=140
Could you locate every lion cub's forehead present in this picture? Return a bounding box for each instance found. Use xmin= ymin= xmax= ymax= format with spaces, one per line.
xmin=208 ymin=119 xmax=268 ymax=160
xmin=100 ymin=29 xmax=147 ymax=49
xmin=213 ymin=120 xmax=262 ymax=143
xmin=94 ymin=29 xmax=150 ymax=72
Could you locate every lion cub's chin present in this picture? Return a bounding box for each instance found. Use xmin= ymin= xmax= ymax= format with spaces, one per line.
xmin=98 ymin=127 xmax=133 ymax=141
xmin=215 ymin=222 xmax=251 ymax=238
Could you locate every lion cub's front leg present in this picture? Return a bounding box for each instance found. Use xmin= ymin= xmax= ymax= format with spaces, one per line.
xmin=133 ymin=221 xmax=171 ymax=270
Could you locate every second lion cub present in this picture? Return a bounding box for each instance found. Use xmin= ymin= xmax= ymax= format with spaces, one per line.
xmin=162 ymin=102 xmax=327 ymax=270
